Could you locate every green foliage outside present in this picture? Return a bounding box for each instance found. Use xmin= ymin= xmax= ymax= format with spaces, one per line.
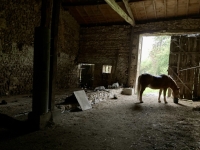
xmin=140 ymin=36 xmax=171 ymax=75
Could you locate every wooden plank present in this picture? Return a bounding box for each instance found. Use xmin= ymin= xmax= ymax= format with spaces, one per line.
xmin=98 ymin=5 xmax=108 ymax=22
xmin=197 ymin=67 xmax=200 ymax=96
xmin=40 ymin=0 xmax=53 ymax=28
xmin=143 ymin=1 xmax=148 ymax=19
xmin=105 ymin=0 xmax=134 ymax=26
xmin=130 ymin=3 xmax=138 ymax=20
xmin=164 ymin=0 xmax=167 ymax=17
xmin=49 ymin=0 xmax=61 ymax=111
xmin=187 ymin=0 xmax=189 ymax=16
xmin=199 ymin=0 xmax=200 ymax=14
xmin=170 ymin=68 xmax=192 ymax=93
xmin=193 ymin=68 xmax=198 ymax=97
xmin=122 ymin=0 xmax=135 ymax=25
xmin=152 ymin=0 xmax=157 ymax=19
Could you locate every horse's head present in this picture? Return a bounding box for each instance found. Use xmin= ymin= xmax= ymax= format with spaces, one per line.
xmin=172 ymin=87 xmax=180 ymax=98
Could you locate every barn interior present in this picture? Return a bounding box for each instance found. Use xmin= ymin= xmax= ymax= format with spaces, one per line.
xmin=0 ymin=0 xmax=200 ymax=149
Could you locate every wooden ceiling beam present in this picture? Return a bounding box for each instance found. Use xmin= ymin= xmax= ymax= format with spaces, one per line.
xmin=164 ymin=0 xmax=167 ymax=17
xmin=62 ymin=0 xmax=119 ymax=7
xmin=75 ymin=7 xmax=87 ymax=24
xmin=143 ymin=1 xmax=148 ymax=19
xmin=122 ymin=0 xmax=135 ymax=25
xmin=199 ymin=0 xmax=200 ymax=14
xmin=105 ymin=0 xmax=134 ymax=26
xmin=132 ymin=3 xmax=138 ymax=20
xmin=98 ymin=5 xmax=108 ymax=23
xmin=152 ymin=0 xmax=157 ymax=19
xmin=62 ymin=0 xmax=147 ymax=7
xmin=175 ymin=0 xmax=178 ymax=17
xmin=187 ymin=0 xmax=189 ymax=16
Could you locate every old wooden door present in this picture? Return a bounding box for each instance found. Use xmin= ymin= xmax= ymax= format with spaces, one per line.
xmin=168 ymin=35 xmax=200 ymax=100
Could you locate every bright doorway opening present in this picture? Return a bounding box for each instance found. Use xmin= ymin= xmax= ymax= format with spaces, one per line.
xmin=140 ymin=35 xmax=171 ymax=95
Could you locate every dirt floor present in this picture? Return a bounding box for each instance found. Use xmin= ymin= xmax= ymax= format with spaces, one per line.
xmin=0 ymin=88 xmax=200 ymax=150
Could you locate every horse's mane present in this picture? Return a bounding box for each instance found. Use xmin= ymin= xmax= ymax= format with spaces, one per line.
xmin=168 ymin=75 xmax=178 ymax=88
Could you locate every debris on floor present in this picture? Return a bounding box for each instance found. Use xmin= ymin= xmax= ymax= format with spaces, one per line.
xmin=94 ymin=86 xmax=106 ymax=91
xmin=192 ymin=106 xmax=200 ymax=111
xmin=56 ymin=88 xmax=122 ymax=113
xmin=121 ymin=88 xmax=133 ymax=95
xmin=74 ymin=90 xmax=92 ymax=111
xmin=57 ymin=90 xmax=92 ymax=113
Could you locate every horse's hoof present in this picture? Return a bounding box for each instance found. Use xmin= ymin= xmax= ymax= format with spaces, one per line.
xmin=140 ymin=101 xmax=143 ymax=103
xmin=165 ymin=102 xmax=168 ymax=104
xmin=158 ymin=101 xmax=161 ymax=103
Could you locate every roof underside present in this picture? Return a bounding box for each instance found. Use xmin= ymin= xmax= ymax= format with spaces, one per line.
xmin=62 ymin=0 xmax=200 ymax=26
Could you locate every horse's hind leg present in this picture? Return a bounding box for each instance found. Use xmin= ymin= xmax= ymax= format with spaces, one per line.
xmin=163 ymin=88 xmax=168 ymax=104
xmin=158 ymin=89 xmax=162 ymax=103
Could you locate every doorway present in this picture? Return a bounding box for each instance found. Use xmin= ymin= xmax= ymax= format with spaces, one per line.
xmin=138 ymin=35 xmax=171 ymax=95
xmin=78 ymin=63 xmax=94 ymax=89
xmin=140 ymin=35 xmax=171 ymax=75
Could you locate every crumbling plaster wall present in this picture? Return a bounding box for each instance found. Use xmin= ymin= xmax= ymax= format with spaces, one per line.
xmin=0 ymin=1 xmax=80 ymax=96
xmin=78 ymin=26 xmax=132 ymax=87
xmin=128 ymin=19 xmax=200 ymax=88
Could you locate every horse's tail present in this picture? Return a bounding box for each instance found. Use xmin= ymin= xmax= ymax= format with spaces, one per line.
xmin=137 ymin=75 xmax=141 ymax=100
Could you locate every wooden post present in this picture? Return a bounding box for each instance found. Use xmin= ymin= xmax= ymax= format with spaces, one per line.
xmin=49 ymin=0 xmax=61 ymax=111
xmin=29 ymin=0 xmax=53 ymax=130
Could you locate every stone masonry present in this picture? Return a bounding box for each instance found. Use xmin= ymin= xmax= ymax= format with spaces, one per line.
xmin=0 ymin=0 xmax=80 ymax=95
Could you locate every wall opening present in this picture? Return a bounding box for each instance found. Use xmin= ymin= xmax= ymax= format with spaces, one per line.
xmin=102 ymin=65 xmax=112 ymax=74
xmin=78 ymin=63 xmax=94 ymax=89
xmin=139 ymin=35 xmax=171 ymax=95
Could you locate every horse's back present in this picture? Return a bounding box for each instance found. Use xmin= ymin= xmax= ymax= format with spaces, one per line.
xmin=139 ymin=73 xmax=154 ymax=85
xmin=139 ymin=73 xmax=170 ymax=89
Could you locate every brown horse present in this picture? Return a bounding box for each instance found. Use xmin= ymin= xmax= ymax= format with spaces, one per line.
xmin=137 ymin=73 xmax=180 ymax=103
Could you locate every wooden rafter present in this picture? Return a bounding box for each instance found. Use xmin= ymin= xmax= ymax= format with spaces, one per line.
xmin=143 ymin=1 xmax=148 ymax=19
xmin=175 ymin=0 xmax=178 ymax=17
xmin=83 ymin=6 xmax=90 ymax=18
xmin=98 ymin=5 xmax=108 ymax=23
xmin=62 ymin=0 xmax=146 ymax=7
xmin=122 ymin=0 xmax=135 ymax=25
xmin=152 ymin=0 xmax=157 ymax=19
xmin=104 ymin=0 xmax=134 ymax=26
xmin=75 ymin=6 xmax=87 ymax=24
xmin=164 ymin=0 xmax=167 ymax=17
xmin=92 ymin=5 xmax=101 ymax=24
xmin=199 ymin=0 xmax=200 ymax=14
xmin=132 ymin=3 xmax=138 ymax=20
xmin=187 ymin=0 xmax=189 ymax=16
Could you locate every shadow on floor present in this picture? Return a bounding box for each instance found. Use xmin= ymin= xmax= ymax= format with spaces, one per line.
xmin=132 ymin=103 xmax=143 ymax=111
xmin=0 ymin=113 xmax=35 ymax=141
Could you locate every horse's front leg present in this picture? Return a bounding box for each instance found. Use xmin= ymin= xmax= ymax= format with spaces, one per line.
xmin=163 ymin=88 xmax=168 ymax=104
xmin=139 ymin=87 xmax=145 ymax=103
xmin=158 ymin=89 xmax=162 ymax=103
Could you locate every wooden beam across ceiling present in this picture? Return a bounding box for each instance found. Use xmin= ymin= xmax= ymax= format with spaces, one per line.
xmin=104 ymin=0 xmax=135 ymax=26
xmin=62 ymin=0 xmax=146 ymax=7
xmin=122 ymin=0 xmax=135 ymax=25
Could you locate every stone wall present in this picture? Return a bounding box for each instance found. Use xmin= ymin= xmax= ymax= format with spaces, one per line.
xmin=78 ymin=25 xmax=131 ymax=87
xmin=56 ymin=9 xmax=80 ymax=89
xmin=0 ymin=1 xmax=80 ymax=96
xmin=0 ymin=0 xmax=41 ymax=95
